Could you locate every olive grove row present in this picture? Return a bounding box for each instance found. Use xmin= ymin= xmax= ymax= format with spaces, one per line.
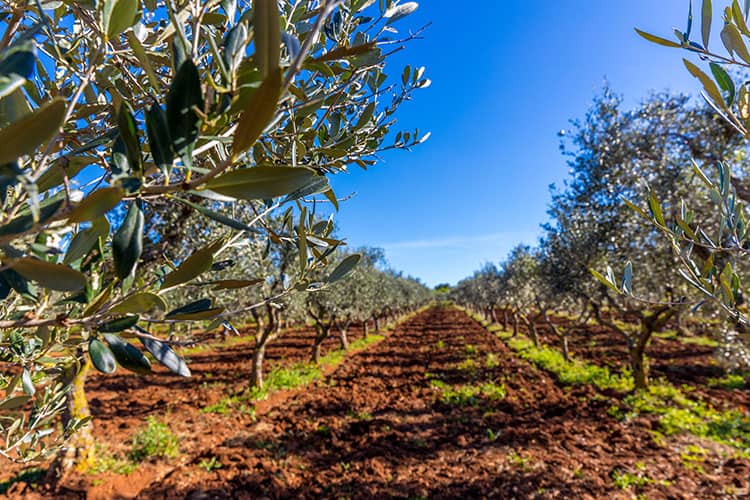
xmin=452 ymin=0 xmax=750 ymax=391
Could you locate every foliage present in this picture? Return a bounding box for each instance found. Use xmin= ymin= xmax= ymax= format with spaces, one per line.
xmin=0 ymin=0 xmax=428 ymax=461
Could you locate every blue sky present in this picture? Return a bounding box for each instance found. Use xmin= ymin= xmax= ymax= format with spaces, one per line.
xmin=329 ymin=0 xmax=703 ymax=287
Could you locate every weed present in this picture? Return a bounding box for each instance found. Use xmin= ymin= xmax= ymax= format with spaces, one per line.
xmin=485 ymin=353 xmax=500 ymax=368
xmin=708 ymin=373 xmax=748 ymax=390
xmin=680 ymin=336 xmax=719 ymax=348
xmin=89 ymin=444 xmax=137 ymax=475
xmin=430 ymin=379 xmax=505 ymax=406
xmin=507 ymin=451 xmax=532 ymax=471
xmin=436 ymin=340 xmax=445 ymax=349
xmin=129 ymin=417 xmax=180 ymax=462
xmin=612 ymin=469 xmax=650 ymax=489
xmin=681 ymin=445 xmax=708 ymax=473
xmin=624 ymin=384 xmax=750 ymax=451
xmin=465 ymin=344 xmax=477 ymax=356
xmin=456 ymin=358 xmax=477 ymax=372
xmin=486 ymin=428 xmax=500 ymax=441
xmin=198 ymin=456 xmax=223 ymax=472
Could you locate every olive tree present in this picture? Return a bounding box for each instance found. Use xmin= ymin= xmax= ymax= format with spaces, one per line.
xmin=0 ymin=0 xmax=428 ymax=466
xmin=555 ymin=88 xmax=744 ymax=389
xmin=596 ymin=0 xmax=750 ymax=372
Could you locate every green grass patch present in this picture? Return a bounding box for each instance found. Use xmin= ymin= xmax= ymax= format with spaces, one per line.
xmin=129 ymin=417 xmax=180 ymax=462
xmin=484 ymin=323 xmax=750 ymax=454
xmin=506 ymin=335 xmax=633 ymax=392
xmin=612 ymin=469 xmax=651 ymax=490
xmin=205 ymin=334 xmax=386 ymax=414
xmin=620 ymin=384 xmax=750 ymax=452
xmin=653 ymin=330 xmax=719 ymax=348
xmin=680 ymin=336 xmax=719 ymax=348
xmin=430 ymin=379 xmax=506 ymax=406
xmin=708 ymin=373 xmax=748 ymax=390
xmin=89 ymin=444 xmax=138 ymax=475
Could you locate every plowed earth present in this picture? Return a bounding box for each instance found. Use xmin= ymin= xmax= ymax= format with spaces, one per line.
xmin=5 ymin=307 xmax=750 ymax=498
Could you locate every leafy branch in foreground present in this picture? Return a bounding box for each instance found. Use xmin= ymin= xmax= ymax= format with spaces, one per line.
xmin=0 ymin=0 xmax=428 ymax=467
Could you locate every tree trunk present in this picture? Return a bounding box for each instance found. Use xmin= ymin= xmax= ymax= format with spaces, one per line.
xmin=561 ymin=335 xmax=570 ymax=362
xmin=338 ymin=327 xmax=349 ymax=350
xmin=364 ymin=321 xmax=370 ymax=339
xmin=502 ymin=309 xmax=509 ymax=330
xmin=528 ymin=320 xmax=540 ymax=347
xmin=48 ymin=354 xmax=95 ymax=480
xmin=312 ymin=341 xmax=322 ymax=363
xmin=311 ymin=325 xmax=329 ymax=363
xmin=490 ymin=305 xmax=499 ymax=324
xmin=512 ymin=314 xmax=519 ymax=336
xmin=630 ymin=338 xmax=649 ymax=391
xmin=250 ymin=344 xmax=266 ymax=389
xmin=373 ymin=315 xmax=380 ymax=333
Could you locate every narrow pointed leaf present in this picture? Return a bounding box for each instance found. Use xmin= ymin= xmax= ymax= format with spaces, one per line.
xmin=253 ymin=0 xmax=281 ymax=78
xmin=102 ymin=0 xmax=138 ymax=38
xmin=634 ymin=28 xmax=682 ymax=48
xmin=138 ymin=334 xmax=190 ymax=377
xmin=702 ymin=0 xmax=712 ymax=48
xmin=166 ymin=60 xmax=202 ymax=162
xmin=327 ymin=254 xmax=361 ymax=283
xmin=145 ymin=105 xmax=174 ymax=171
xmin=113 ymin=201 xmax=144 ymax=279
xmin=68 ymin=187 xmax=124 ymax=223
xmin=231 ymin=67 xmax=282 ymax=160
xmin=0 ymin=98 xmax=66 ymax=165
xmin=98 ymin=315 xmax=139 ymax=333
xmin=160 ymin=243 xmax=215 ymax=290
xmin=103 ymin=333 xmax=152 ymax=374
xmin=11 ymin=258 xmax=86 ymax=291
xmin=205 ymin=166 xmax=318 ymax=200
xmin=89 ymin=338 xmax=117 ymax=374
xmin=109 ymin=292 xmax=167 ymax=314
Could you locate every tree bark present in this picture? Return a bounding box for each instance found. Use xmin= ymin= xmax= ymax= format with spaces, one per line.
xmin=250 ymin=344 xmax=266 ymax=389
xmin=338 ymin=327 xmax=349 ymax=350
xmin=48 ymin=352 xmax=95 ymax=480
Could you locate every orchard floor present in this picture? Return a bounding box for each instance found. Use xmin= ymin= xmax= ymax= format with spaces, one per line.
xmin=5 ymin=306 xmax=750 ymax=498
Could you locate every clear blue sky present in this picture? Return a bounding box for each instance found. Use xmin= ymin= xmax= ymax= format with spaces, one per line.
xmin=330 ymin=0 xmax=702 ymax=287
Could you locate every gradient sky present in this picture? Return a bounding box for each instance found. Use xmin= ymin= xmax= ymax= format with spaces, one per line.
xmin=328 ymin=0 xmax=704 ymax=287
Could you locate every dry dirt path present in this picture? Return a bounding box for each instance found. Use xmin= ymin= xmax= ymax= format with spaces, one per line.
xmin=134 ymin=306 xmax=748 ymax=499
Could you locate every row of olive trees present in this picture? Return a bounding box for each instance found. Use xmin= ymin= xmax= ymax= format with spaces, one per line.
xmin=0 ymin=0 xmax=427 ymax=469
xmin=304 ymin=247 xmax=432 ymax=362
xmin=452 ymin=80 xmax=750 ymax=390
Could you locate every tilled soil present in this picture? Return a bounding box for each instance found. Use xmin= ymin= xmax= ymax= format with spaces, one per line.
xmin=6 ymin=307 xmax=750 ymax=498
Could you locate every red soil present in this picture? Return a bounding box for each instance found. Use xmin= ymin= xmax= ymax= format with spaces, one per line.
xmin=4 ymin=307 xmax=749 ymax=498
